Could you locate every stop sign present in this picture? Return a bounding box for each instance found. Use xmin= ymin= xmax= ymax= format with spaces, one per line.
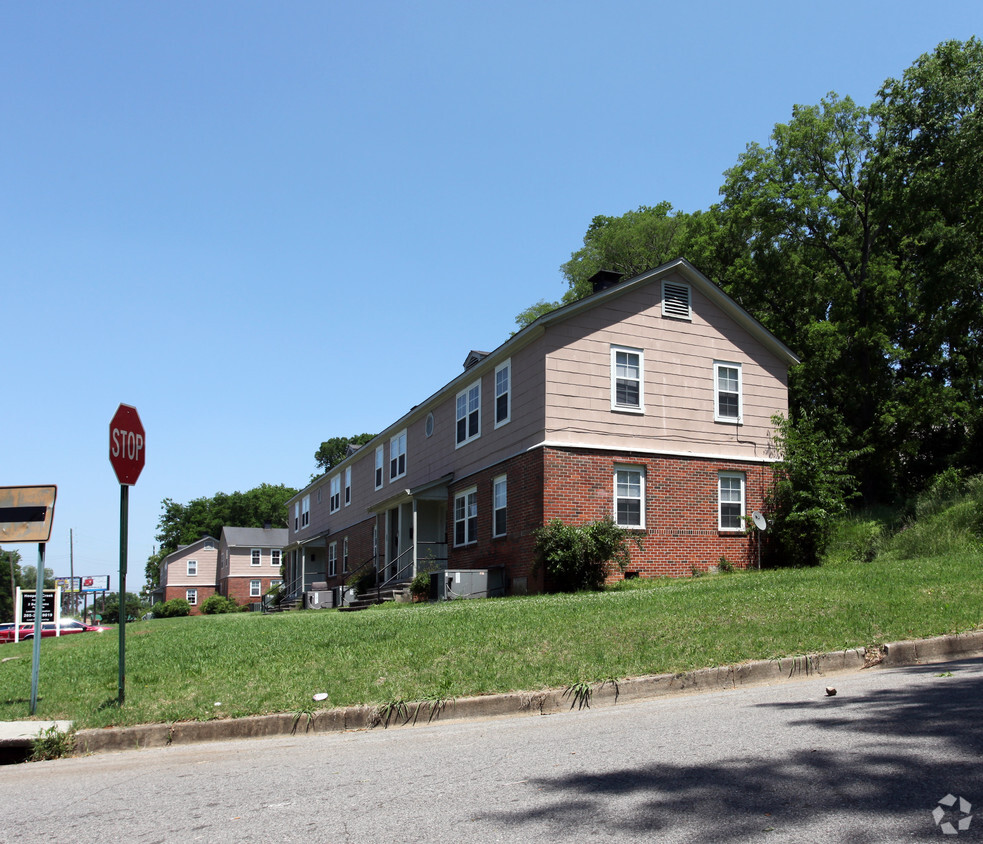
xmin=109 ymin=404 xmax=146 ymax=485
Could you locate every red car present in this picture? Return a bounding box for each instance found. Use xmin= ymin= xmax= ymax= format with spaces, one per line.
xmin=0 ymin=619 xmax=110 ymax=643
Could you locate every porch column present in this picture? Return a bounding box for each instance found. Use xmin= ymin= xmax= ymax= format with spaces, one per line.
xmin=412 ymin=499 xmax=419 ymax=580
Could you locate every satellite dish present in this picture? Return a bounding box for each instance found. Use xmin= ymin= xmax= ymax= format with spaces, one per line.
xmin=752 ymin=511 xmax=768 ymax=531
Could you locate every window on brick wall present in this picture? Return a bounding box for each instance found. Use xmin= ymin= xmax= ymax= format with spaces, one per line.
xmin=250 ymin=580 xmax=261 ymax=598
xmin=328 ymin=542 xmax=337 ymax=577
xmin=454 ymin=487 xmax=478 ymax=546
xmin=343 ymin=537 xmax=349 ymax=572
xmin=187 ymin=588 xmax=197 ymax=605
xmin=492 ymin=475 xmax=507 ymax=537
xmin=251 ymin=549 xmax=261 ymax=566
xmin=714 ymin=361 xmax=743 ymax=423
xmin=614 ymin=466 xmax=645 ymax=529
xmin=718 ymin=472 xmax=746 ymax=531
xmin=611 ymin=346 xmax=644 ymax=412
xmin=187 ymin=559 xmax=197 ymax=577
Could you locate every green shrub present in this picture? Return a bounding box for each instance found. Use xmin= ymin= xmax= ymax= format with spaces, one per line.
xmin=410 ymin=571 xmax=430 ymax=599
xmin=534 ymin=518 xmax=640 ymax=592
xmin=200 ymin=595 xmax=241 ymax=615
xmin=150 ymin=598 xmax=191 ymax=618
xmin=347 ymin=569 xmax=377 ymax=596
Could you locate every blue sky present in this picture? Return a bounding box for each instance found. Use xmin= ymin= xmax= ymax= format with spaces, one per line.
xmin=2 ymin=1 xmax=979 ymax=590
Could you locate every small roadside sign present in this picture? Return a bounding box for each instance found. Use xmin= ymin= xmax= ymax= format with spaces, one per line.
xmin=0 ymin=485 xmax=57 ymax=543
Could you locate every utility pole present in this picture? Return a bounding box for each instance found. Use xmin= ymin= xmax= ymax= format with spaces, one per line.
xmin=69 ymin=528 xmax=75 ymax=616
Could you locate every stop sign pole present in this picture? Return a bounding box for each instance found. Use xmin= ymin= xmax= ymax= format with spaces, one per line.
xmin=109 ymin=404 xmax=145 ymax=705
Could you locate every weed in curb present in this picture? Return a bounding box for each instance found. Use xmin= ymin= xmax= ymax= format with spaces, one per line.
xmin=564 ymin=681 xmax=593 ymax=710
xmin=599 ymin=677 xmax=621 ymax=703
xmin=414 ymin=694 xmax=454 ymax=724
xmin=292 ymin=708 xmax=315 ymax=734
xmin=30 ymin=725 xmax=76 ymax=762
xmin=379 ymin=698 xmax=409 ymax=728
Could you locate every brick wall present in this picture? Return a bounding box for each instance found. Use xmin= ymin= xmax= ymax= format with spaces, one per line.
xmin=542 ymin=446 xmax=770 ymax=578
xmin=163 ymin=585 xmax=216 ymax=616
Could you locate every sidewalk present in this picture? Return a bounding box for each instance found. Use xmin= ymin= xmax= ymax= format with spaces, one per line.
xmin=4 ymin=630 xmax=983 ymax=761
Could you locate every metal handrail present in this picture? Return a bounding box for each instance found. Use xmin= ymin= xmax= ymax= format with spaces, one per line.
xmin=380 ymin=541 xmax=448 ymax=589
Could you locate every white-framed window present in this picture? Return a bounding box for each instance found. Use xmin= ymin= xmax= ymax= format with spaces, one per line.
xmin=611 ymin=346 xmax=644 ymax=412
xmin=454 ymin=487 xmax=478 ymax=546
xmin=301 ymin=494 xmax=311 ymax=528
xmin=344 ymin=467 xmax=352 ymax=506
xmin=714 ymin=362 xmax=743 ymax=423
xmin=330 ymin=474 xmax=341 ymax=513
xmin=662 ymin=280 xmax=692 ymax=320
xmin=294 ymin=501 xmax=300 ymax=531
xmin=492 ymin=475 xmax=507 ymax=538
xmin=343 ymin=537 xmax=349 ymax=572
xmin=187 ymin=560 xmax=197 ymax=577
xmin=271 ymin=549 xmax=281 ymax=568
xmin=250 ymin=580 xmax=261 ymax=598
xmin=456 ymin=381 xmax=481 ymax=446
xmin=270 ymin=579 xmax=282 ymax=590
xmin=614 ymin=466 xmax=645 ymax=529
xmin=187 ymin=588 xmax=197 ymax=605
xmin=390 ymin=430 xmax=407 ymax=481
xmin=494 ymin=359 xmax=511 ymax=428
xmin=251 ymin=549 xmax=261 ymax=566
xmin=719 ymin=471 xmax=746 ymax=531
xmin=375 ymin=445 xmax=384 ymax=490
xmin=328 ymin=542 xmax=337 ymax=577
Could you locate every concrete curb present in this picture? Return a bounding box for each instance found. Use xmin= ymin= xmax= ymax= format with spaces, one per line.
xmin=16 ymin=629 xmax=981 ymax=758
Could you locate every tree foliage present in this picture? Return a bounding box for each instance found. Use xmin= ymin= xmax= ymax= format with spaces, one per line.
xmin=144 ymin=482 xmax=297 ymax=590
xmin=95 ymin=592 xmax=147 ymax=624
xmin=1 ymin=550 xmax=22 ymax=623
xmin=314 ymin=434 xmax=376 ymax=475
xmin=517 ymin=39 xmax=983 ymax=506
xmin=533 ymin=518 xmax=640 ymax=592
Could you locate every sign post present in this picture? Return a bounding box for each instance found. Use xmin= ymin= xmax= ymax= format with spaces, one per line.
xmin=109 ymin=404 xmax=145 ymax=705
xmin=0 ymin=485 xmax=57 ymax=715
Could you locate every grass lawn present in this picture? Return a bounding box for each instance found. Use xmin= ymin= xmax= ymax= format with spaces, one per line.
xmin=1 ymin=535 xmax=981 ymax=729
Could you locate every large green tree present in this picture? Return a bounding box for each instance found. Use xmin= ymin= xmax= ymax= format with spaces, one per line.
xmin=1 ymin=550 xmax=22 ymax=623
xmin=314 ymin=434 xmax=376 ymax=476
xmin=144 ymin=482 xmax=297 ymax=591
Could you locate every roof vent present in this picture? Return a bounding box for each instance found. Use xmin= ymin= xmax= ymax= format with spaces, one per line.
xmin=589 ymin=270 xmax=624 ymax=294
xmin=464 ymin=350 xmax=489 ymax=370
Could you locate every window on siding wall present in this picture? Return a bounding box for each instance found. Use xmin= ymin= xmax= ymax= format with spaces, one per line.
xmin=345 ymin=467 xmax=352 ymax=506
xmin=611 ymin=346 xmax=644 ymax=412
xmin=719 ymin=472 xmax=746 ymax=531
xmin=251 ymin=549 xmax=261 ymax=566
xmin=662 ymin=280 xmax=692 ymax=320
xmin=301 ymin=495 xmax=310 ymax=528
xmin=250 ymin=580 xmax=261 ymax=598
xmin=390 ymin=430 xmax=407 ymax=481
xmin=714 ymin=362 xmax=743 ymax=423
xmin=614 ymin=466 xmax=645 ymax=529
xmin=187 ymin=588 xmax=197 ymax=605
xmin=330 ymin=475 xmax=341 ymax=513
xmin=493 ymin=475 xmax=507 ymax=537
xmin=375 ymin=445 xmax=384 ymax=489
xmin=494 ymin=360 xmax=511 ymax=427
xmin=456 ymin=382 xmax=481 ymax=446
xmin=294 ymin=501 xmax=300 ymax=531
xmin=454 ymin=487 xmax=478 ymax=546
xmin=187 ymin=560 xmax=197 ymax=577
xmin=271 ymin=549 xmax=281 ymax=568
xmin=328 ymin=542 xmax=337 ymax=577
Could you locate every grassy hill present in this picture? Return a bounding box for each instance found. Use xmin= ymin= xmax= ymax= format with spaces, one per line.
xmin=2 ymin=483 xmax=981 ymax=730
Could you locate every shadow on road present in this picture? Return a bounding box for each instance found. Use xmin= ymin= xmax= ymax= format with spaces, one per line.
xmin=478 ymin=659 xmax=983 ymax=841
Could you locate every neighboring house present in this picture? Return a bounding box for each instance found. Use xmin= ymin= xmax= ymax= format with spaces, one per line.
xmin=282 ymin=258 xmax=799 ymax=598
xmin=157 ymin=528 xmax=287 ymax=614
xmin=217 ymin=526 xmax=288 ymax=604
xmin=158 ymin=536 xmax=219 ymax=614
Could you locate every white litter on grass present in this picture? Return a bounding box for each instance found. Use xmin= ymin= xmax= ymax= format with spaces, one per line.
xmin=214 ymin=702 xmax=222 ymax=706
xmin=313 ymin=693 xmax=329 ymax=702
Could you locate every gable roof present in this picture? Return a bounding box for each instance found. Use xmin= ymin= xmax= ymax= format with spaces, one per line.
xmin=220 ymin=526 xmax=289 ymax=547
xmin=163 ymin=535 xmax=218 ymax=564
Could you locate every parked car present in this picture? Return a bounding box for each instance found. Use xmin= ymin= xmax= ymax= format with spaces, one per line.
xmin=0 ymin=619 xmax=110 ymax=643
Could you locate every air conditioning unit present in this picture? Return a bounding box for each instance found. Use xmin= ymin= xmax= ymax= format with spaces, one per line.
xmin=430 ymin=567 xmax=505 ymax=600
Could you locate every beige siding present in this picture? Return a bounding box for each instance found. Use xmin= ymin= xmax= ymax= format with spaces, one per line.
xmin=163 ymin=545 xmax=218 ymax=588
xmin=543 ymin=270 xmax=786 ymax=461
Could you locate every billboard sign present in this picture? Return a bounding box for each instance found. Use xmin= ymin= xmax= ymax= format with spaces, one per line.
xmin=55 ymin=577 xmax=82 ymax=592
xmin=81 ymin=575 xmax=111 ymax=592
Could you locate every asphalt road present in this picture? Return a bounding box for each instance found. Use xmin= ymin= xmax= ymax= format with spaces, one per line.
xmin=2 ymin=657 xmax=981 ymax=843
